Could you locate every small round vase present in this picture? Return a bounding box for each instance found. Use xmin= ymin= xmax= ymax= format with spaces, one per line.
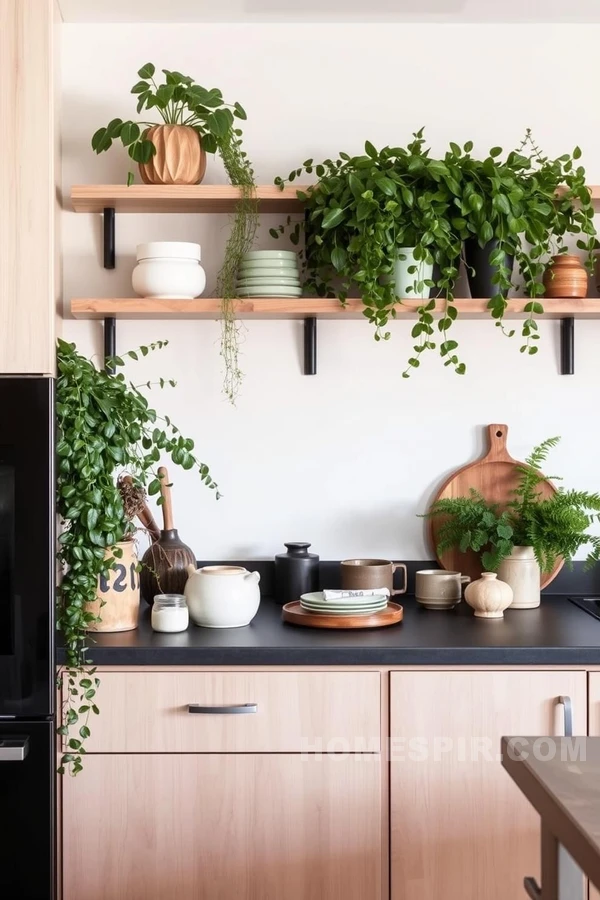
xmin=464 ymin=572 xmax=513 ymax=619
xmin=543 ymin=254 xmax=588 ymax=299
xmin=139 ymin=124 xmax=206 ymax=185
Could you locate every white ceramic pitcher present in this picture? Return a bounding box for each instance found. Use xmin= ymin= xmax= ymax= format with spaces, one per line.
xmin=185 ymin=565 xmax=261 ymax=628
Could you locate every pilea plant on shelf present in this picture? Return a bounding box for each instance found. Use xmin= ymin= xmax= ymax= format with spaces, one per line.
xmin=275 ymin=129 xmax=595 ymax=376
xmin=91 ymin=62 xmax=259 ymax=403
xmin=56 ymin=338 xmax=220 ymax=774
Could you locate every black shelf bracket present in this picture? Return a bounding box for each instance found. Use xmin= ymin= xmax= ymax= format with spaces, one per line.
xmin=103 ymin=206 xmax=116 ymax=372
xmin=560 ymin=317 xmax=574 ymax=375
xmin=103 ymin=207 xmax=116 ymax=269
xmin=304 ymin=317 xmax=317 ymax=375
xmin=104 ymin=317 xmax=116 ymax=374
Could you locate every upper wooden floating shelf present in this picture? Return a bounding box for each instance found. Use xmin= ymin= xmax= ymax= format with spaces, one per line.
xmin=71 ymin=184 xmax=600 ymax=215
xmin=70 ymin=297 xmax=600 ymax=321
xmin=71 ymin=184 xmax=310 ymax=214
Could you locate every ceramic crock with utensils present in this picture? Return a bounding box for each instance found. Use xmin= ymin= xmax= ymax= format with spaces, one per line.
xmin=140 ymin=466 xmax=196 ymax=605
xmin=340 ymin=559 xmax=407 ymax=595
xmin=415 ymin=569 xmax=470 ymax=610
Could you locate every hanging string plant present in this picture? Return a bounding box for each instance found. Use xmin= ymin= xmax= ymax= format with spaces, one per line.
xmin=91 ymin=63 xmax=259 ymax=403
xmin=56 ymin=339 xmax=220 ymax=774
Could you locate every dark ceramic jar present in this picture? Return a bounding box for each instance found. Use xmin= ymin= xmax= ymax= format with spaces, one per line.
xmin=274 ymin=542 xmax=319 ymax=605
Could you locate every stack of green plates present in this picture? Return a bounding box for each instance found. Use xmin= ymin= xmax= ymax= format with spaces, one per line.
xmin=300 ymin=592 xmax=389 ymax=617
xmin=237 ymin=250 xmax=301 ymax=298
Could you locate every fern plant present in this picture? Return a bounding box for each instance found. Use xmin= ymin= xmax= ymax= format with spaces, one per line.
xmin=424 ymin=437 xmax=600 ymax=573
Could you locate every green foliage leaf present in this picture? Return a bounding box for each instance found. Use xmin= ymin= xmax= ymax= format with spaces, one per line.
xmin=138 ymin=62 xmax=156 ymax=79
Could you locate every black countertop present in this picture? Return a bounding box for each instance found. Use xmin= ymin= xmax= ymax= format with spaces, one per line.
xmin=57 ymin=596 xmax=600 ymax=666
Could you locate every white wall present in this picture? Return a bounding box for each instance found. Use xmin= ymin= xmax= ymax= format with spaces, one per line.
xmin=61 ymin=23 xmax=600 ymax=560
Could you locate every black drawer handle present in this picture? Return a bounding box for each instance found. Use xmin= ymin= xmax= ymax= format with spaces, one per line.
xmin=524 ymin=876 xmax=541 ymax=900
xmin=188 ymin=703 xmax=258 ymax=715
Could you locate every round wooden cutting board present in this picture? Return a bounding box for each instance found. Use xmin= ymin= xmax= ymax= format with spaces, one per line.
xmin=428 ymin=424 xmax=563 ymax=589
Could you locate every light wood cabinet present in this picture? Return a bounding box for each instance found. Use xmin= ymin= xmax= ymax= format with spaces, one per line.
xmin=588 ymin=673 xmax=600 ymax=900
xmin=390 ymin=670 xmax=586 ymax=900
xmin=60 ymin=669 xmax=384 ymax=900
xmin=0 ymin=0 xmax=58 ymax=374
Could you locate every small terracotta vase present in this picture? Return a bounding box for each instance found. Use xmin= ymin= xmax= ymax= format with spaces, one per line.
xmin=543 ymin=255 xmax=588 ymax=299
xmin=86 ymin=541 xmax=140 ymax=632
xmin=464 ymin=572 xmax=513 ymax=619
xmin=139 ymin=124 xmax=207 ymax=185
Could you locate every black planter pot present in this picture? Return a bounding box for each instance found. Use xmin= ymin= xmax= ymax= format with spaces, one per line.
xmin=274 ymin=542 xmax=319 ymax=605
xmin=464 ymin=238 xmax=514 ymax=298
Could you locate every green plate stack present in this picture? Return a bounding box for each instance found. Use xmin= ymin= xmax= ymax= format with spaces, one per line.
xmin=236 ymin=250 xmax=301 ymax=298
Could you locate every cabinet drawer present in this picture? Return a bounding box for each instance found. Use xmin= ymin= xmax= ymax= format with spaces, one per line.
xmin=82 ymin=671 xmax=381 ymax=753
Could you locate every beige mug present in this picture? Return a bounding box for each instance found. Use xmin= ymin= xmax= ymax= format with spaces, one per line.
xmin=340 ymin=559 xmax=407 ymax=596
xmin=415 ymin=569 xmax=470 ymax=610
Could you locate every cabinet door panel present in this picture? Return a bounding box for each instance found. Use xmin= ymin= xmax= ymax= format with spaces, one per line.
xmin=589 ymin=673 xmax=600 ymax=900
xmin=0 ymin=0 xmax=56 ymax=374
xmin=63 ymin=753 xmax=382 ymax=900
xmin=390 ymin=670 xmax=586 ymax=900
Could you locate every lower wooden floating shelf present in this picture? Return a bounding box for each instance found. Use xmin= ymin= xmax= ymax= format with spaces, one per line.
xmin=70 ymin=297 xmax=600 ymax=320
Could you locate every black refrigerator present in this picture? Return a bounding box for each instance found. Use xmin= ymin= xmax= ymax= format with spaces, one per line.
xmin=0 ymin=377 xmax=55 ymax=899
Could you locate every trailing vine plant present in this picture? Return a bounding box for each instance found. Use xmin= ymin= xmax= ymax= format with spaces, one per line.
xmin=275 ymin=132 xmax=465 ymax=377
xmin=216 ymin=127 xmax=259 ymax=403
xmin=90 ymin=63 xmax=259 ymax=403
xmin=56 ymin=339 xmax=219 ymax=774
xmin=275 ymin=130 xmax=595 ymax=375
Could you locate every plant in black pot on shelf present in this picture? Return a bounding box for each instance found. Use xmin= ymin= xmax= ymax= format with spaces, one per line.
xmin=56 ymin=338 xmax=220 ymax=774
xmin=91 ymin=63 xmax=259 ymax=404
xmin=274 ymin=130 xmax=468 ymax=377
xmin=455 ymin=130 xmax=596 ymax=355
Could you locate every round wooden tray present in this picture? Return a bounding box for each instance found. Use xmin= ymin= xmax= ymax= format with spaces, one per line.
xmin=282 ymin=601 xmax=403 ymax=629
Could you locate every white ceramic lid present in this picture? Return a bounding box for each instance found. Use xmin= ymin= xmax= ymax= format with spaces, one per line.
xmin=136 ymin=241 xmax=201 ymax=261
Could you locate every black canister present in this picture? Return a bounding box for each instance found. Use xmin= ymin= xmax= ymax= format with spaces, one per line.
xmin=274 ymin=542 xmax=320 ymax=605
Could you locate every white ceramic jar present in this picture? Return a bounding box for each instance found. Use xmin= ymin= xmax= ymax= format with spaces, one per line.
xmin=132 ymin=242 xmax=206 ymax=299
xmin=498 ymin=546 xmax=541 ymax=609
xmin=184 ymin=565 xmax=261 ymax=628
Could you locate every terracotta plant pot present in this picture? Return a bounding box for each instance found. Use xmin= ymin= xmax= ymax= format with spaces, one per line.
xmin=139 ymin=124 xmax=207 ymax=185
xmin=86 ymin=541 xmax=140 ymax=632
xmin=543 ymin=254 xmax=588 ymax=299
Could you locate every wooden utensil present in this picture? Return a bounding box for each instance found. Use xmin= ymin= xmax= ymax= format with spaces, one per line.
xmin=282 ymin=601 xmax=403 ymax=629
xmin=140 ymin=466 xmax=196 ymax=605
xmin=120 ymin=475 xmax=160 ymax=542
xmin=428 ymin=424 xmax=562 ymax=589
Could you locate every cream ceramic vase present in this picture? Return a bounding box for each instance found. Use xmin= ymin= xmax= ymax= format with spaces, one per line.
xmin=498 ymin=547 xmax=541 ymax=609
xmin=464 ymin=572 xmax=513 ymax=619
xmin=185 ymin=565 xmax=261 ymax=628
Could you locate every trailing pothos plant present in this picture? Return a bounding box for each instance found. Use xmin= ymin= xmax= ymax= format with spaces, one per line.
xmin=56 ymin=338 xmax=219 ymax=774
xmin=91 ymin=63 xmax=259 ymax=403
xmin=453 ymin=129 xmax=596 ymax=355
xmin=275 ymin=131 xmax=466 ymax=377
xmin=274 ymin=129 xmax=595 ymax=375
xmin=423 ymin=437 xmax=600 ymax=573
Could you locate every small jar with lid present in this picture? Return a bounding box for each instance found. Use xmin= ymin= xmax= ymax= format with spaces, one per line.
xmin=151 ymin=594 xmax=189 ymax=633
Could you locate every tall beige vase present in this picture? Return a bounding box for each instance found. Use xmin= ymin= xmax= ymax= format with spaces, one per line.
xmin=498 ymin=547 xmax=541 ymax=609
xmin=86 ymin=541 xmax=140 ymax=632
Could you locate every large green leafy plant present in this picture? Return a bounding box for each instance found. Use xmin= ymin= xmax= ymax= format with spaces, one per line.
xmin=424 ymin=437 xmax=600 ymax=573
xmin=91 ymin=63 xmax=259 ymax=404
xmin=275 ymin=130 xmax=595 ymax=375
xmin=275 ymin=131 xmax=466 ymax=377
xmin=56 ymin=339 xmax=219 ymax=774
xmin=454 ymin=130 xmax=596 ymax=354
